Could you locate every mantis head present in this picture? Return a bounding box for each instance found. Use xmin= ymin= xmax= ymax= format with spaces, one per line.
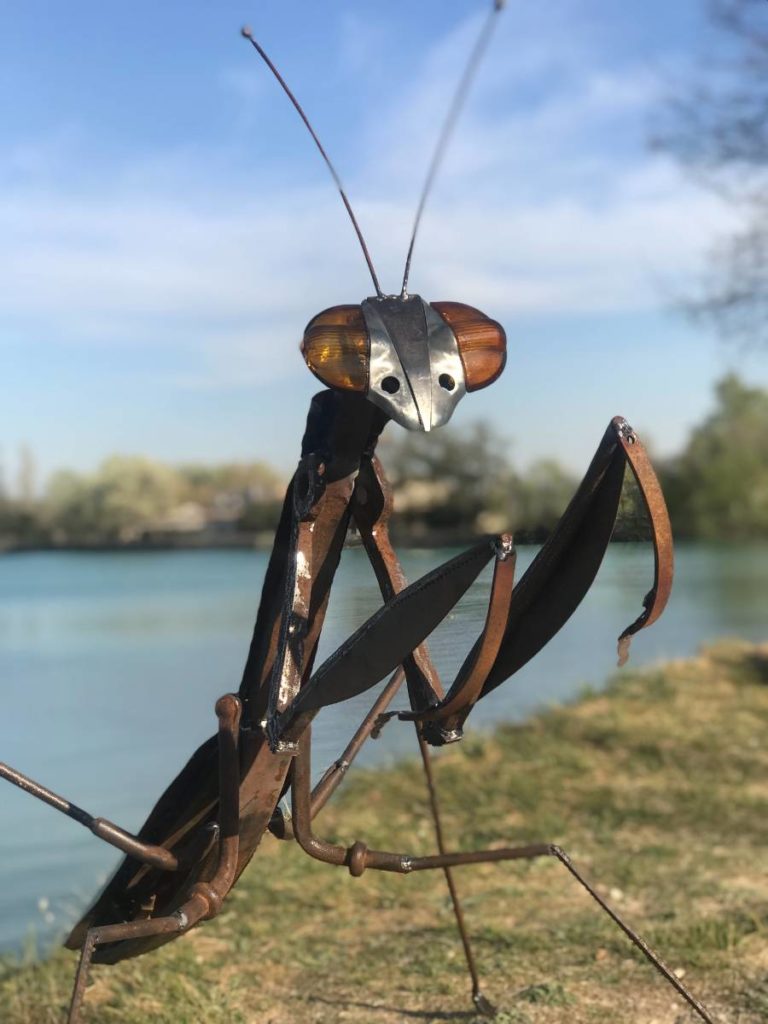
xmin=301 ymin=295 xmax=506 ymax=432
xmin=242 ymin=2 xmax=507 ymax=432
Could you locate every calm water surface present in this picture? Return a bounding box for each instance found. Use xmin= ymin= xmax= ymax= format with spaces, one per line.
xmin=1 ymin=543 xmax=766 ymax=954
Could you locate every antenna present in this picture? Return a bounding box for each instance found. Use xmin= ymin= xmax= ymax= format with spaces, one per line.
xmin=241 ymin=26 xmax=383 ymax=298
xmin=401 ymin=0 xmax=506 ymax=297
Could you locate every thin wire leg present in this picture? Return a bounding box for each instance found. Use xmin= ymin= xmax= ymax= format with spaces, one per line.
xmin=552 ymin=846 xmax=715 ymax=1024
xmin=291 ymin=738 xmax=717 ymax=1024
xmin=311 ymin=669 xmax=406 ymax=816
xmin=402 ymin=845 xmax=717 ymax=1024
xmin=416 ymin=729 xmax=495 ymax=1017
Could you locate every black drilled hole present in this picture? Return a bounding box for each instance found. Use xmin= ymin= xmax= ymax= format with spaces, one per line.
xmin=439 ymin=373 xmax=455 ymax=392
xmin=381 ymin=376 xmax=400 ymax=394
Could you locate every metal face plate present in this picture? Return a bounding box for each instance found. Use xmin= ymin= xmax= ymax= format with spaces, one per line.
xmin=362 ymin=299 xmax=419 ymax=429
xmin=423 ymin=301 xmax=467 ymax=429
xmin=361 ymin=295 xmax=466 ymax=431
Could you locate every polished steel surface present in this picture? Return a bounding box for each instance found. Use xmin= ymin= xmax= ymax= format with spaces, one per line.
xmin=362 ymin=295 xmax=466 ymax=431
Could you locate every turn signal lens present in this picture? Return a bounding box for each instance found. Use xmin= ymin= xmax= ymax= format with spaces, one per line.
xmin=431 ymin=302 xmax=506 ymax=391
xmin=301 ymin=305 xmax=370 ymax=392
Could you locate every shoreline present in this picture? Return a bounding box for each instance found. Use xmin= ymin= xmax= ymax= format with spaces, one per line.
xmin=0 ymin=531 xmax=677 ymax=555
xmin=1 ymin=641 xmax=766 ymax=1022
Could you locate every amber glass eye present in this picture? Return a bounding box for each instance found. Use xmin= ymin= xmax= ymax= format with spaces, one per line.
xmin=431 ymin=301 xmax=506 ymax=392
xmin=301 ymin=305 xmax=370 ymax=392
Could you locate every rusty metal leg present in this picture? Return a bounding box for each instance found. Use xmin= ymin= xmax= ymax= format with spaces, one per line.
xmin=66 ymin=694 xmax=242 ymax=1024
xmin=270 ymin=669 xmax=407 ymax=841
xmin=310 ymin=668 xmax=406 ymax=815
xmin=290 ymin=736 xmax=716 ymax=1024
xmin=550 ymin=847 xmax=716 ymax=1023
xmin=0 ymin=762 xmax=179 ymax=871
xmin=67 ymin=927 xmax=98 ymax=1024
xmin=194 ymin=694 xmax=242 ymax=907
xmin=416 ymin=728 xmax=495 ymax=1017
xmin=67 ymin=901 xmax=208 ymax=1024
xmin=388 ymin=844 xmax=715 ymax=1024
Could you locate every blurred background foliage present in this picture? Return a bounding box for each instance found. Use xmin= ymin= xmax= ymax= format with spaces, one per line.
xmin=1 ymin=372 xmax=766 ymax=550
xmin=654 ymin=0 xmax=768 ymax=346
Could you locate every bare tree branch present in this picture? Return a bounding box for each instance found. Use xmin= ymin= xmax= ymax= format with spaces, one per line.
xmin=654 ymin=0 xmax=768 ymax=345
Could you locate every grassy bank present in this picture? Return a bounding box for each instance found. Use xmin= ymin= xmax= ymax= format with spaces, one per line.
xmin=2 ymin=641 xmax=767 ymax=1023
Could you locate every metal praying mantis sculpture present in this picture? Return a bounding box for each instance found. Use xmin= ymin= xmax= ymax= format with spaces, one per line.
xmin=0 ymin=5 xmax=716 ymax=1022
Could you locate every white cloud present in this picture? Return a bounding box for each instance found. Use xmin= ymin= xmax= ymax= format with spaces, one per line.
xmin=0 ymin=155 xmax=733 ymax=361
xmin=0 ymin=14 xmax=736 ymax=391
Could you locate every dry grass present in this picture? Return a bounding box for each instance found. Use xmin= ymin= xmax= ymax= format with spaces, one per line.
xmin=2 ymin=640 xmax=767 ymax=1023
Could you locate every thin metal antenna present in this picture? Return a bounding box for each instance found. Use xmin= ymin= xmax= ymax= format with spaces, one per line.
xmin=241 ymin=26 xmax=383 ymax=298
xmin=401 ymin=0 xmax=506 ymax=298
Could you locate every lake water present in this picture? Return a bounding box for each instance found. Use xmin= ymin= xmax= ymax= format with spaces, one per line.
xmin=1 ymin=543 xmax=766 ymax=955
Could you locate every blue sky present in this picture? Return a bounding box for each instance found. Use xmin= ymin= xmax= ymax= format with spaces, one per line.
xmin=2 ymin=0 xmax=767 ymax=490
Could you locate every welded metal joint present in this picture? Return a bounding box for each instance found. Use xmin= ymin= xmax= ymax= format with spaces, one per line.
xmin=346 ymin=841 xmax=368 ymax=877
xmin=494 ymin=533 xmax=515 ymax=560
xmin=371 ymin=711 xmax=397 ymax=738
xmin=615 ymin=418 xmax=638 ymax=445
xmin=420 ymin=723 xmax=464 ymax=745
xmin=262 ymin=713 xmax=299 ymax=754
xmin=292 ymin=454 xmax=327 ymax=519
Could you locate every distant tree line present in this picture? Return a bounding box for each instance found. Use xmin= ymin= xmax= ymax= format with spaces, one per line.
xmin=0 ymin=458 xmax=285 ymax=549
xmin=383 ymin=422 xmax=579 ymax=545
xmin=1 ymin=374 xmax=766 ymax=551
xmin=384 ymin=373 xmax=768 ymax=544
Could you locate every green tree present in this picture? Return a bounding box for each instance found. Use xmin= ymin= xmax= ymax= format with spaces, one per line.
xmin=512 ymin=459 xmax=577 ymax=539
xmin=178 ymin=461 xmax=284 ymax=533
xmin=45 ymin=470 xmax=99 ymax=541
xmin=663 ymin=374 xmax=768 ymax=539
xmin=386 ymin=425 xmax=580 ymax=541
xmin=47 ymin=457 xmax=181 ymax=543
xmin=386 ymin=422 xmax=512 ymax=537
xmin=177 ymin=462 xmax=282 ymax=505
